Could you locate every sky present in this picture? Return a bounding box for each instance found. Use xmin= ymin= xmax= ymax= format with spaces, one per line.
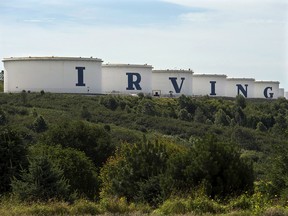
xmin=0 ymin=0 xmax=287 ymax=90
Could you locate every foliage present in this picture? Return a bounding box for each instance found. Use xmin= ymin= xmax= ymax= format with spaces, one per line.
xmin=100 ymin=141 xmax=168 ymax=206
xmin=43 ymin=120 xmax=114 ymax=166
xmin=0 ymin=80 xmax=3 ymax=92
xmin=32 ymin=115 xmax=48 ymax=133
xmin=0 ymin=109 xmax=7 ymax=125
xmin=0 ymin=128 xmax=27 ymax=194
xmin=29 ymin=144 xmax=100 ymax=200
xmin=164 ymin=136 xmax=254 ymax=198
xmin=11 ymin=154 xmax=71 ymax=202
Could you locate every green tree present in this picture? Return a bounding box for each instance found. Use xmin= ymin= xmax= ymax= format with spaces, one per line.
xmin=29 ymin=144 xmax=100 ymax=200
xmin=164 ymin=136 xmax=254 ymax=198
xmin=214 ymin=109 xmax=230 ymax=126
xmin=81 ymin=105 xmax=92 ymax=120
xmin=139 ymin=100 xmax=157 ymax=116
xmin=32 ymin=115 xmax=48 ymax=133
xmin=178 ymin=109 xmax=192 ymax=121
xmin=44 ymin=121 xmax=114 ymax=166
xmin=11 ymin=154 xmax=71 ymax=202
xmin=236 ymin=94 xmax=246 ymax=109
xmin=0 ymin=109 xmax=7 ymax=125
xmin=100 ymin=141 xmax=168 ymax=206
xmin=100 ymin=96 xmax=118 ymax=111
xmin=256 ymin=121 xmax=267 ymax=132
xmin=0 ymin=128 xmax=27 ymax=194
xmin=194 ymin=107 xmax=207 ymax=123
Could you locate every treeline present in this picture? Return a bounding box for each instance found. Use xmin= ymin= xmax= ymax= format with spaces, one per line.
xmin=0 ymin=91 xmax=288 ymax=215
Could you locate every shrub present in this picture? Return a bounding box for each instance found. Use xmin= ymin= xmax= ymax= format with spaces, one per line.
xmin=100 ymin=141 xmax=168 ymax=206
xmin=11 ymin=154 xmax=71 ymax=202
xmin=29 ymin=144 xmax=100 ymax=200
xmin=0 ymin=128 xmax=27 ymax=194
xmin=32 ymin=115 xmax=48 ymax=133
xmin=44 ymin=120 xmax=114 ymax=166
xmin=71 ymin=199 xmax=102 ymax=215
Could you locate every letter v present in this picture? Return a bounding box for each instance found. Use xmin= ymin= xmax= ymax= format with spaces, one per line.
xmin=169 ymin=77 xmax=185 ymax=93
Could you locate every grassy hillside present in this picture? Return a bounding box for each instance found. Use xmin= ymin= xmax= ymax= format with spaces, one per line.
xmin=0 ymin=92 xmax=288 ymax=215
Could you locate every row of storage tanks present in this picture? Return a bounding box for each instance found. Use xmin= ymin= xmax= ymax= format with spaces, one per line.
xmin=2 ymin=57 xmax=287 ymax=99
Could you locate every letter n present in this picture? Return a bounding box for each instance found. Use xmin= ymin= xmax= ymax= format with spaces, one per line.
xmin=236 ymin=84 xmax=248 ymax=98
xmin=76 ymin=67 xmax=86 ymax=86
xmin=126 ymin=73 xmax=142 ymax=90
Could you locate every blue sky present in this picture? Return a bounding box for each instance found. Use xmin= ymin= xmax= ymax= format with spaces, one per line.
xmin=0 ymin=0 xmax=287 ymax=90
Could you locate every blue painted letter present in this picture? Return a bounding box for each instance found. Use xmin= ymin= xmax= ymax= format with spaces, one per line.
xmin=76 ymin=67 xmax=86 ymax=86
xmin=169 ymin=77 xmax=185 ymax=93
xmin=210 ymin=81 xmax=216 ymax=96
xmin=126 ymin=73 xmax=142 ymax=90
xmin=264 ymin=87 xmax=273 ymax=98
xmin=236 ymin=84 xmax=248 ymax=98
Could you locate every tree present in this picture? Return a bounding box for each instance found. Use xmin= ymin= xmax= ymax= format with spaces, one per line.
xmin=164 ymin=136 xmax=254 ymax=198
xmin=256 ymin=121 xmax=267 ymax=132
xmin=81 ymin=105 xmax=91 ymax=120
xmin=44 ymin=121 xmax=114 ymax=166
xmin=178 ymin=109 xmax=192 ymax=121
xmin=100 ymin=141 xmax=168 ymax=206
xmin=32 ymin=115 xmax=48 ymax=133
xmin=236 ymin=94 xmax=246 ymax=109
xmin=194 ymin=107 xmax=207 ymax=123
xmin=29 ymin=144 xmax=100 ymax=200
xmin=214 ymin=109 xmax=230 ymax=126
xmin=0 ymin=128 xmax=27 ymax=194
xmin=0 ymin=109 xmax=7 ymax=125
xmin=11 ymin=154 xmax=71 ymax=202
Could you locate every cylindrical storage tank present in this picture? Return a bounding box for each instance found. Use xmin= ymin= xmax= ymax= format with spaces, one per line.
xmin=279 ymin=88 xmax=285 ymax=98
xmin=254 ymin=81 xmax=279 ymax=99
xmin=285 ymin=92 xmax=288 ymax=99
xmin=226 ymin=78 xmax=255 ymax=98
xmin=192 ymin=74 xmax=227 ymax=97
xmin=152 ymin=69 xmax=193 ymax=97
xmin=102 ymin=64 xmax=153 ymax=94
xmin=2 ymin=57 xmax=103 ymax=93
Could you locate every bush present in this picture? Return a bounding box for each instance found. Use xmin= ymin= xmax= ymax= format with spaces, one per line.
xmin=32 ymin=115 xmax=48 ymax=133
xmin=71 ymin=199 xmax=102 ymax=215
xmin=29 ymin=144 xmax=100 ymax=200
xmin=100 ymin=141 xmax=168 ymax=206
xmin=0 ymin=128 xmax=27 ymax=194
xmin=44 ymin=120 xmax=114 ymax=166
xmin=164 ymin=136 xmax=254 ymax=198
xmin=11 ymin=154 xmax=71 ymax=202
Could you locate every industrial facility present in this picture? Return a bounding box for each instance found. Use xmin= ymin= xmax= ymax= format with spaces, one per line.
xmin=1 ymin=56 xmax=287 ymax=99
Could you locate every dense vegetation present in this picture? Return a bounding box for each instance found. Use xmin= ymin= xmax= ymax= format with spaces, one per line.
xmin=1 ymin=87 xmax=288 ymax=215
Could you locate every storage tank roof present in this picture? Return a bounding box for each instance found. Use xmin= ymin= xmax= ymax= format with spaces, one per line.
xmin=255 ymin=81 xmax=280 ymax=84
xmin=103 ymin=63 xmax=153 ymax=68
xmin=193 ymin=74 xmax=227 ymax=77
xmin=227 ymin=78 xmax=255 ymax=81
xmin=2 ymin=56 xmax=103 ymax=62
xmin=153 ymin=69 xmax=193 ymax=74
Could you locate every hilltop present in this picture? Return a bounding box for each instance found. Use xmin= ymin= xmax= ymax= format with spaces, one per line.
xmin=0 ymin=92 xmax=288 ymax=215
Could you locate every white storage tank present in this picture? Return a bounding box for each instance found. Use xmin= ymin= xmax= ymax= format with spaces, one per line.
xmin=152 ymin=69 xmax=193 ymax=97
xmin=285 ymin=92 xmax=288 ymax=99
xmin=192 ymin=74 xmax=227 ymax=97
xmin=254 ymin=81 xmax=279 ymax=99
xmin=2 ymin=56 xmax=102 ymax=93
xmin=102 ymin=64 xmax=153 ymax=94
xmin=226 ymin=78 xmax=255 ymax=98
xmin=279 ymin=88 xmax=285 ymax=98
